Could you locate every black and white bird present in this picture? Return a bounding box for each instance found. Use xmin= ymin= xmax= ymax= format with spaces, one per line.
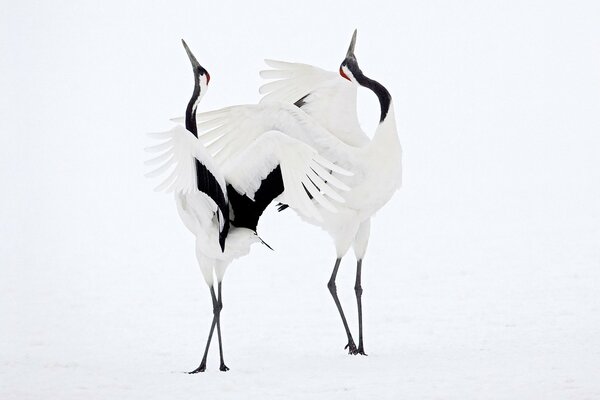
xmin=146 ymin=40 xmax=352 ymax=372
xmin=190 ymin=31 xmax=402 ymax=355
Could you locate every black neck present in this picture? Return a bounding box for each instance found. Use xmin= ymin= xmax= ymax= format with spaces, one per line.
xmin=185 ymin=79 xmax=200 ymax=136
xmin=356 ymin=73 xmax=391 ymax=123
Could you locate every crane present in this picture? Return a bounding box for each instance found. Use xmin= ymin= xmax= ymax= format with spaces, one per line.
xmin=191 ymin=31 xmax=402 ymax=356
xmin=146 ymin=40 xmax=353 ymax=372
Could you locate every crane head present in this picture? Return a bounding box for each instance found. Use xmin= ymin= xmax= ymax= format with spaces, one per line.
xmin=182 ymin=39 xmax=210 ymax=134
xmin=182 ymin=39 xmax=210 ymax=88
xmin=339 ymin=29 xmax=362 ymax=83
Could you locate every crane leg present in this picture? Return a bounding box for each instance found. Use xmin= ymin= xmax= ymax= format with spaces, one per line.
xmin=354 ymin=259 xmax=367 ymax=355
xmin=189 ymin=286 xmax=219 ymax=373
xmin=327 ymin=258 xmax=358 ymax=354
xmin=216 ymin=282 xmax=229 ymax=371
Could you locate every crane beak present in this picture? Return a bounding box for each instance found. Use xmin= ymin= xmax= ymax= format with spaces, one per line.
xmin=346 ymin=29 xmax=357 ymax=58
xmin=181 ymin=39 xmax=201 ymax=70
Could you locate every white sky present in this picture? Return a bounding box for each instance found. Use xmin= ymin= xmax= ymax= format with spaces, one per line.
xmin=1 ymin=1 xmax=599 ymax=260
xmin=1 ymin=1 xmax=599 ymax=398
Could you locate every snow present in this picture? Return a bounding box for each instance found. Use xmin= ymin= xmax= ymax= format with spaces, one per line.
xmin=1 ymin=1 xmax=599 ymax=399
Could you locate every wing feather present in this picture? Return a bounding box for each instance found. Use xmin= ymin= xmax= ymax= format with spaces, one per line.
xmin=145 ymin=126 xmax=202 ymax=194
xmin=308 ymin=161 xmax=350 ymax=191
xmin=224 ymin=132 xmax=351 ymax=221
xmin=145 ymin=124 xmax=231 ymax=248
xmin=195 ymin=102 xmax=359 ymax=171
xmin=145 ymin=125 xmax=228 ymax=211
xmin=259 ymin=59 xmax=369 ymax=146
xmin=306 ymin=169 xmax=344 ymax=202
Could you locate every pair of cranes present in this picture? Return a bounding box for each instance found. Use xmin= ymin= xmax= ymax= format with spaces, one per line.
xmin=146 ymin=30 xmax=402 ymax=372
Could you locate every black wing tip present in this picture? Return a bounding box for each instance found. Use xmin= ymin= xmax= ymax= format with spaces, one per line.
xmin=276 ymin=203 xmax=289 ymax=212
xmin=294 ymin=94 xmax=310 ymax=108
xmin=219 ymin=233 xmax=226 ymax=252
xmin=218 ymin=212 xmax=230 ymax=252
xmin=257 ymin=234 xmax=274 ymax=251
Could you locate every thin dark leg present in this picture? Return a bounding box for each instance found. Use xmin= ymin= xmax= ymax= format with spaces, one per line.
xmin=354 ymin=260 xmax=367 ymax=355
xmin=216 ymin=282 xmax=229 ymax=371
xmin=189 ymin=286 xmax=219 ymax=374
xmin=327 ymin=258 xmax=357 ymax=354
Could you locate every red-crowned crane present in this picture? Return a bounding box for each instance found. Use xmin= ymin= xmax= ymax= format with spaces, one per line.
xmin=191 ymin=31 xmax=402 ymax=356
xmin=146 ymin=40 xmax=352 ymax=372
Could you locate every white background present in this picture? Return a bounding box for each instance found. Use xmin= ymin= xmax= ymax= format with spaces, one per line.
xmin=1 ymin=1 xmax=599 ymax=399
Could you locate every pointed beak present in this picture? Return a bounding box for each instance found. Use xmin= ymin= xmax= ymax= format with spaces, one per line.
xmin=346 ymin=29 xmax=357 ymax=58
xmin=181 ymin=39 xmax=201 ymax=70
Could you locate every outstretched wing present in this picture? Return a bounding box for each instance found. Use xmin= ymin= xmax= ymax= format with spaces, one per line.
xmin=195 ymin=102 xmax=357 ymax=172
xmin=145 ymin=124 xmax=229 ymax=248
xmin=259 ymin=59 xmax=369 ymax=146
xmin=223 ymin=131 xmax=352 ymax=223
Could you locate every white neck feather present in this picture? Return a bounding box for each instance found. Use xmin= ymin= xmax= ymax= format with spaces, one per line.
xmin=371 ymin=102 xmax=399 ymax=147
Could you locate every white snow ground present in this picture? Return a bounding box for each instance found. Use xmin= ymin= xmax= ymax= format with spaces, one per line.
xmin=1 ymin=1 xmax=599 ymax=399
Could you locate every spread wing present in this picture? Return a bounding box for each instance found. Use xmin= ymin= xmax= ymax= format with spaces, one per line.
xmin=223 ymin=131 xmax=351 ymax=223
xmin=145 ymin=125 xmax=229 ymax=248
xmin=259 ymin=59 xmax=369 ymax=146
xmin=195 ymin=102 xmax=357 ymax=172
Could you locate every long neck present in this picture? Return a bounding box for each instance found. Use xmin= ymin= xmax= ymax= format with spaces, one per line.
xmin=352 ymin=71 xmax=398 ymax=147
xmin=372 ymin=102 xmax=397 ymax=144
xmin=185 ymin=79 xmax=200 ymax=137
xmin=356 ymin=74 xmax=391 ymax=123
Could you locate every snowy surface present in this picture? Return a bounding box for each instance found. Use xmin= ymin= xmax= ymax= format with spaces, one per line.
xmin=1 ymin=1 xmax=599 ymax=399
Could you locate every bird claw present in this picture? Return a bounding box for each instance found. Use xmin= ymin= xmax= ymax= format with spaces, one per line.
xmin=220 ymin=364 xmax=230 ymax=372
xmin=356 ymin=348 xmax=368 ymax=356
xmin=188 ymin=364 xmax=207 ymax=374
xmin=344 ymin=341 xmax=358 ymax=354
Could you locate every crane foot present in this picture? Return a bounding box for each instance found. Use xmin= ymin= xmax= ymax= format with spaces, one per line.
xmin=345 ymin=341 xmax=358 ymax=354
xmin=188 ymin=364 xmax=207 ymax=374
xmin=356 ymin=347 xmax=368 ymax=356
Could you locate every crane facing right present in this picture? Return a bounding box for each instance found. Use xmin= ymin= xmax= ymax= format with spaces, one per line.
xmin=195 ymin=30 xmax=402 ymax=355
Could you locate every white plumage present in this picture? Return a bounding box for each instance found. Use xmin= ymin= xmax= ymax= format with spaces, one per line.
xmin=146 ymin=40 xmax=352 ymax=372
xmin=192 ymin=30 xmax=402 ymax=355
xmin=260 ymin=59 xmax=370 ymax=147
